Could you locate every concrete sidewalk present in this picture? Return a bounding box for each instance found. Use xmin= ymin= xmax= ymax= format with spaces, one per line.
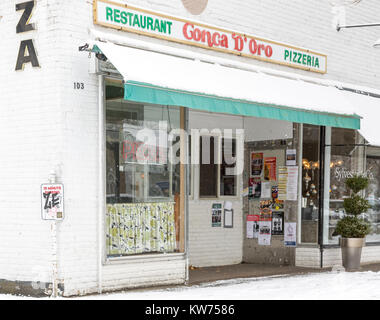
xmin=188 ymin=263 xmax=332 ymax=285
xmin=188 ymin=262 xmax=380 ymax=285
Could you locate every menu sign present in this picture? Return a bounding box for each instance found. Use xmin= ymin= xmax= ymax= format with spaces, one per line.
xmin=93 ymin=0 xmax=327 ymax=73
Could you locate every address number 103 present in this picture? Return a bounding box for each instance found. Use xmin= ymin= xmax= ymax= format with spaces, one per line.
xmin=74 ymin=82 xmax=85 ymax=90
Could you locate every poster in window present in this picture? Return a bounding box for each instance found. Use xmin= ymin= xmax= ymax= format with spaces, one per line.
xmin=284 ymin=222 xmax=297 ymax=247
xmin=271 ymin=185 xmax=279 ymax=200
xmin=286 ymin=166 xmax=299 ymax=201
xmin=212 ymin=203 xmax=222 ymax=227
xmin=278 ymin=166 xmax=288 ymax=200
xmin=264 ymin=157 xmax=277 ymax=181
xmin=119 ymin=121 xmax=168 ymax=165
xmin=251 ymin=152 xmax=264 ymax=176
xmin=247 ymin=214 xmax=260 ymax=239
xmin=249 ymin=177 xmax=261 ymax=199
xmin=258 ymin=210 xmax=272 ymax=246
xmin=286 ymin=149 xmax=297 ymax=166
xmin=260 ymin=207 xmax=272 ymax=220
xmin=272 ymin=211 xmax=284 ymax=235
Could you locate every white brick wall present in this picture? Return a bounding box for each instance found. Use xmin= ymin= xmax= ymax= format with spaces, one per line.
xmin=189 ymin=199 xmax=243 ymax=267
xmin=0 ymin=0 xmax=64 ymax=285
xmin=296 ymin=246 xmax=380 ymax=268
xmin=188 ymin=111 xmax=244 ymax=267
xmin=1 ymin=0 xmax=380 ymax=296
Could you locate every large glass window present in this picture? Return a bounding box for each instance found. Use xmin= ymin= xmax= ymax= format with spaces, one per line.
xmin=105 ymin=79 xmax=186 ymax=257
xmin=366 ymin=147 xmax=380 ymax=242
xmin=300 ymin=125 xmax=380 ymax=245
xmin=300 ymin=124 xmax=320 ymax=244
xmin=325 ymin=128 xmax=380 ymax=244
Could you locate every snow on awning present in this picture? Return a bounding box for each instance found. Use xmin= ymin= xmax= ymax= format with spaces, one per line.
xmin=342 ymin=90 xmax=380 ymax=146
xmin=93 ymin=40 xmax=360 ymax=130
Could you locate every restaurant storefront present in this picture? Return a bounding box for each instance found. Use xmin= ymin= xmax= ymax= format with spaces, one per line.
xmin=2 ymin=0 xmax=380 ymax=297
xmin=88 ymin=0 xmax=380 ymax=276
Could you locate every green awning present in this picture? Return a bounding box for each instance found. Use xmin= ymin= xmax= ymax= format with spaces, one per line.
xmin=125 ymin=81 xmax=360 ymax=129
xmin=91 ymin=40 xmax=361 ymax=130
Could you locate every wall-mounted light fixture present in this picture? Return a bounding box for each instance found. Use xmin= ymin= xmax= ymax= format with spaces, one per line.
xmin=337 ymin=22 xmax=380 ymax=32
xmin=373 ymin=38 xmax=380 ymax=49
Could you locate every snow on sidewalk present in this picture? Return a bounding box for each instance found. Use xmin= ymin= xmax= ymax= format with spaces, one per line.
xmin=2 ymin=271 xmax=380 ymax=300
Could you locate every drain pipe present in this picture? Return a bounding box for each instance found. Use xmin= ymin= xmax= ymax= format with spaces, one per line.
xmin=318 ymin=126 xmax=326 ymax=269
xmin=48 ymin=170 xmax=59 ymax=297
xmin=98 ymin=75 xmax=104 ymax=294
xmin=185 ymin=107 xmax=190 ymax=284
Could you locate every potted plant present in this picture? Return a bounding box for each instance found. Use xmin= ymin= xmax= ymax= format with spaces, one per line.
xmin=333 ymin=175 xmax=371 ymax=270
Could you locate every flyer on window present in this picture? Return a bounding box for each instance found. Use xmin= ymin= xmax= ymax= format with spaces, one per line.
xmin=259 ymin=206 xmax=272 ymax=245
xmin=249 ymin=177 xmax=262 ymax=199
xmin=258 ymin=220 xmax=272 ymax=245
xmin=261 ymin=182 xmax=271 ymax=199
xmin=211 ymin=203 xmax=222 ymax=227
xmin=286 ymin=149 xmax=297 ymax=166
xmin=264 ymin=157 xmax=277 ymax=181
xmin=286 ymin=166 xmax=299 ymax=201
xmin=251 ymin=152 xmax=264 ymax=176
xmin=284 ymin=222 xmax=297 ymax=247
xmin=246 ymin=214 xmax=260 ymax=239
xmin=272 ymin=212 xmax=284 ymax=235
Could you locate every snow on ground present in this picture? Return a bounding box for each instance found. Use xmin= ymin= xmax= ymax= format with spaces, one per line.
xmin=2 ymin=271 xmax=380 ymax=300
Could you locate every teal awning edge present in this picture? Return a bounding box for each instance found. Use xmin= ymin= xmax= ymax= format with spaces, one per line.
xmin=124 ymin=81 xmax=361 ymax=130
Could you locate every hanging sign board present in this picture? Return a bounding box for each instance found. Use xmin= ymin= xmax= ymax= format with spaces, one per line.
xmin=41 ymin=184 xmax=64 ymax=221
xmin=93 ymin=0 xmax=327 ymax=73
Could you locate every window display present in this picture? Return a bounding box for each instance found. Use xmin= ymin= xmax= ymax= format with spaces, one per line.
xmin=105 ymin=79 xmax=185 ymax=256
xmin=325 ymin=128 xmax=380 ymax=244
xmin=365 ymin=147 xmax=380 ymax=242
xmin=300 ymin=124 xmax=320 ymax=244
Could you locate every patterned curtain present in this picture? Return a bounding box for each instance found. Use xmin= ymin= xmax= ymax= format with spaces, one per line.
xmin=106 ymin=202 xmax=176 ymax=256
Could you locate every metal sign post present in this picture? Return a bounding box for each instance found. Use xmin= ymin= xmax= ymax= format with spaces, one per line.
xmin=41 ymin=172 xmax=64 ymax=297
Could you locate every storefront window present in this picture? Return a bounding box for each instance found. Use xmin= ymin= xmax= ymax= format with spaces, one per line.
xmin=366 ymin=147 xmax=380 ymax=242
xmin=199 ymin=135 xmax=238 ymax=198
xmin=105 ymin=79 xmax=186 ymax=256
xmin=325 ymin=128 xmax=380 ymax=244
xmin=300 ymin=124 xmax=320 ymax=244
xmin=221 ymin=138 xmax=237 ymax=196
xmin=199 ymin=136 xmax=218 ymax=197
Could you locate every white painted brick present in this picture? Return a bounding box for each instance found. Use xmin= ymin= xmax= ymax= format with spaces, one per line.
xmin=1 ymin=0 xmax=380 ymax=296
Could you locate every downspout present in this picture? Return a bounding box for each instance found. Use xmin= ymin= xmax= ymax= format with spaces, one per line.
xmin=98 ymin=75 xmax=104 ymax=294
xmin=48 ymin=170 xmax=59 ymax=297
xmin=185 ymin=107 xmax=190 ymax=284
xmin=318 ymin=126 xmax=326 ymax=268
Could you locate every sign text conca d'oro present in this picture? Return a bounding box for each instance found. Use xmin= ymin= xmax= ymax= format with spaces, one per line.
xmin=93 ymin=0 xmax=327 ymax=73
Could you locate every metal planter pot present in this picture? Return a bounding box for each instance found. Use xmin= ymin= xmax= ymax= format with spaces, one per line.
xmin=340 ymin=238 xmax=365 ymax=271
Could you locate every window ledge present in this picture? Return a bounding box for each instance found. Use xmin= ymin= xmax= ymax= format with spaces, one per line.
xmin=104 ymin=252 xmax=186 ymax=265
xmin=296 ymin=243 xmax=319 ymax=248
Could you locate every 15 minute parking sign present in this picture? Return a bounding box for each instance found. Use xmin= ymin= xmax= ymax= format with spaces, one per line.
xmin=41 ymin=184 xmax=64 ymax=221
